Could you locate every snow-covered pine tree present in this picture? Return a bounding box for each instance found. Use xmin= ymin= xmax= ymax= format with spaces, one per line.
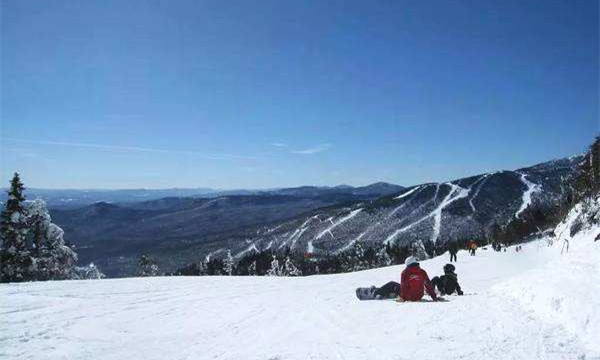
xmin=25 ymin=198 xmax=77 ymax=280
xmin=248 ymin=260 xmax=257 ymax=275
xmin=266 ymin=255 xmax=281 ymax=276
xmin=0 ymin=173 xmax=33 ymax=283
xmin=376 ymin=246 xmax=392 ymax=267
xmin=41 ymin=223 xmax=78 ymax=280
xmin=282 ymin=256 xmax=302 ymax=276
xmin=26 ymin=198 xmax=50 ymax=257
xmin=73 ymin=262 xmax=105 ymax=279
xmin=411 ymin=239 xmax=429 ymax=261
xmin=349 ymin=241 xmax=367 ymax=271
xmin=137 ymin=253 xmax=160 ymax=276
xmin=224 ymin=250 xmax=234 ymax=276
xmin=198 ymin=260 xmax=207 ymax=275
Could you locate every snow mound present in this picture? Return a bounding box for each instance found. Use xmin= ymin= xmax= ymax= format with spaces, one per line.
xmin=493 ymin=196 xmax=600 ymax=356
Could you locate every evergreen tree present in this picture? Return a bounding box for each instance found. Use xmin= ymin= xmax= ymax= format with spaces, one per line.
xmin=282 ymin=256 xmax=302 ymax=276
xmin=206 ymin=258 xmax=225 ymax=275
xmin=137 ymin=253 xmax=159 ymax=276
xmin=0 ymin=173 xmax=33 ymax=282
xmin=73 ymin=263 xmax=105 ymax=279
xmin=376 ymin=246 xmax=392 ymax=267
xmin=266 ymin=255 xmax=281 ymax=276
xmin=248 ymin=260 xmax=257 ymax=275
xmin=25 ymin=199 xmax=77 ymax=280
xmin=224 ymin=250 xmax=234 ymax=276
xmin=574 ymin=136 xmax=600 ymax=201
xmin=350 ymin=241 xmax=367 ymax=271
xmin=411 ymin=239 xmax=429 ymax=261
xmin=198 ymin=260 xmax=207 ymax=275
xmin=26 ymin=198 xmax=49 ymax=257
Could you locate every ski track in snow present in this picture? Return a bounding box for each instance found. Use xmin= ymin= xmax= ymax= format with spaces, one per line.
xmin=468 ymin=173 xmax=492 ymax=213
xmin=384 ymin=186 xmax=440 ymax=244
xmin=394 ymin=185 xmax=421 ymax=200
xmin=315 ymin=209 xmax=362 ymax=240
xmin=516 ymin=172 xmax=541 ymax=219
xmin=264 ymin=224 xmax=283 ymax=234
xmin=205 ymin=249 xmax=225 ymax=262
xmin=430 ymin=184 xmax=470 ymax=243
xmin=289 ymin=216 xmax=317 ymax=250
xmin=387 ymin=186 xmax=426 ymax=219
xmin=235 ymin=243 xmax=259 ymax=259
xmin=2 ymin=239 xmax=596 ymax=360
xmin=309 ymin=209 xmax=362 ymax=253
xmin=385 ymin=183 xmax=469 ymax=245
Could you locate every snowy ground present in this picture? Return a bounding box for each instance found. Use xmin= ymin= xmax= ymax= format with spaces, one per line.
xmin=2 ymin=235 xmax=598 ymax=360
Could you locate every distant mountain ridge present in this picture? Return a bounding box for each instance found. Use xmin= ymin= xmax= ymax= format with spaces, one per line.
xmin=0 ymin=182 xmax=404 ymax=209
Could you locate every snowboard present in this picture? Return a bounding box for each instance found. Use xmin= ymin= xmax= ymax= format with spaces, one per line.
xmin=355 ymin=287 xmax=400 ymax=301
xmin=355 ymin=287 xmax=377 ymax=300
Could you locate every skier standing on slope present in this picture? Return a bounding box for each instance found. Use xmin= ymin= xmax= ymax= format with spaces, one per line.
xmin=468 ymin=240 xmax=477 ymax=256
xmin=449 ymin=242 xmax=458 ymax=262
xmin=398 ymin=256 xmax=438 ymax=302
xmin=431 ymin=264 xmax=464 ymax=296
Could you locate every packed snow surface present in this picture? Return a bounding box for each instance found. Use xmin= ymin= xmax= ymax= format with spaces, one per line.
xmin=2 ymin=234 xmax=599 ymax=359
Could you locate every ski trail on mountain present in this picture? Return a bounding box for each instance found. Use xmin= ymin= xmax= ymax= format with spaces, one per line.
xmin=384 ymin=185 xmax=439 ymax=244
xmin=387 ymin=186 xmax=426 ymax=219
xmin=289 ymin=216 xmax=318 ymax=250
xmin=315 ymin=209 xmax=362 ymax=240
xmin=515 ymin=172 xmax=541 ymax=219
xmin=235 ymin=243 xmax=259 ymax=259
xmin=309 ymin=209 xmax=362 ymax=253
xmin=265 ymin=224 xmax=283 ymax=234
xmin=394 ymin=186 xmax=422 ymax=200
xmin=468 ymin=173 xmax=492 ymax=213
xmin=385 ymin=183 xmax=469 ymax=245
xmin=430 ymin=184 xmax=470 ymax=242
xmin=205 ymin=249 xmax=225 ymax=262
xmin=335 ymin=221 xmax=381 ymax=254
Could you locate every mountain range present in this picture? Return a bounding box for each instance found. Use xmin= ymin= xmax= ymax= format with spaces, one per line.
xmin=0 ymin=182 xmax=404 ymax=209
xmin=42 ymin=157 xmax=580 ymax=276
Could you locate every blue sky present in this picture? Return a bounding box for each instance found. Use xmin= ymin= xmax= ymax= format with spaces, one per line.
xmin=1 ymin=0 xmax=598 ymax=189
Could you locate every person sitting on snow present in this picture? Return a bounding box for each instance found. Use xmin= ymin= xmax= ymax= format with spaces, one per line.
xmin=398 ymin=256 xmax=438 ymax=302
xmin=431 ymin=263 xmax=464 ymax=296
xmin=368 ymin=256 xmax=438 ymax=301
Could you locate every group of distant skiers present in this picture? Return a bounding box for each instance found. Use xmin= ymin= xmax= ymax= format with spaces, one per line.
xmin=447 ymin=239 xmax=478 ymax=262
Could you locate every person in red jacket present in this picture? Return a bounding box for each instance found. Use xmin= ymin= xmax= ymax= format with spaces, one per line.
xmin=399 ymin=256 xmax=438 ymax=302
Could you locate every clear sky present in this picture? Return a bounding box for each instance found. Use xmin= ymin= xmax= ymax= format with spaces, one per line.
xmin=1 ymin=0 xmax=598 ymax=189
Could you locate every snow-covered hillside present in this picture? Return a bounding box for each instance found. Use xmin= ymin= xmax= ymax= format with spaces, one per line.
xmin=2 ymin=216 xmax=599 ymax=360
xmin=220 ymin=156 xmax=580 ymax=260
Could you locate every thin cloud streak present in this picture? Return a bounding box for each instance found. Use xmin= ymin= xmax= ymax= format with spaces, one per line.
xmin=1 ymin=138 xmax=260 ymax=160
xmin=291 ymin=143 xmax=332 ymax=155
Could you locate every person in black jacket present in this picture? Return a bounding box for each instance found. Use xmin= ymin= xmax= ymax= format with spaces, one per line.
xmin=448 ymin=242 xmax=458 ymax=262
xmin=431 ymin=264 xmax=464 ymax=296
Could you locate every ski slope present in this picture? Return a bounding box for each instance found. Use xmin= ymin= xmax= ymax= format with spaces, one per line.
xmin=2 ymin=210 xmax=599 ymax=360
xmin=515 ymin=172 xmax=541 ymax=219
